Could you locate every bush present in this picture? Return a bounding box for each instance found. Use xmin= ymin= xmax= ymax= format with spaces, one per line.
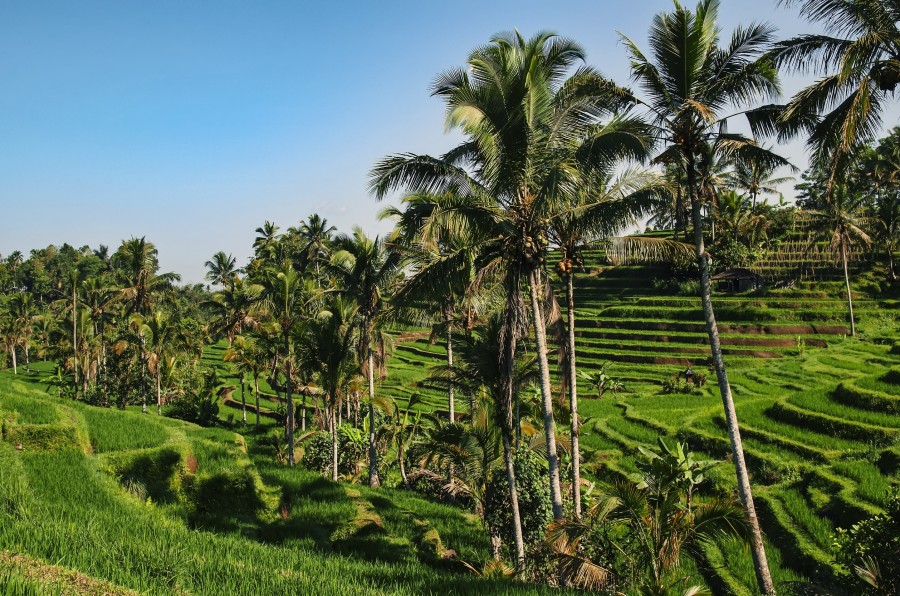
xmin=833 ymin=489 xmax=900 ymax=595
xmin=485 ymin=450 xmax=552 ymax=550
xmin=301 ymin=424 xmax=366 ymax=479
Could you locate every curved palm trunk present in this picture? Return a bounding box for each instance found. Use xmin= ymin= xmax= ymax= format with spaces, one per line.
xmin=367 ymin=347 xmax=380 ymax=487
xmin=841 ymin=243 xmax=856 ymax=336
xmin=10 ymin=347 xmax=17 ymax=375
xmin=528 ymin=269 xmax=564 ymax=521
xmin=331 ymin=399 xmax=339 ymax=481
xmin=688 ymin=164 xmax=774 ymax=595
xmin=301 ymin=394 xmax=307 ymax=431
xmin=254 ymin=374 xmax=261 ymax=431
xmin=565 ymin=272 xmax=581 ymax=519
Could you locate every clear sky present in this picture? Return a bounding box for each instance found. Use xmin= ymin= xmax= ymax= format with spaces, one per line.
xmin=1 ymin=0 xmax=898 ymax=283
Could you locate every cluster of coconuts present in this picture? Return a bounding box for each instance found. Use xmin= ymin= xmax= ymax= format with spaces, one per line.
xmin=522 ymin=230 xmax=548 ymax=267
xmin=556 ymin=259 xmax=574 ymax=275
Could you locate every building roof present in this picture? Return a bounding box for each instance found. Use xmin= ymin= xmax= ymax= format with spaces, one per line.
xmin=710 ymin=268 xmax=761 ymax=281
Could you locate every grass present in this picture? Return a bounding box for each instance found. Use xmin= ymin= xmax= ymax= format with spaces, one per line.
xmin=0 ymin=369 xmax=560 ymax=595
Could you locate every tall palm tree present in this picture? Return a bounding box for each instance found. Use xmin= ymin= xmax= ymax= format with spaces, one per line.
xmin=202 ymin=277 xmax=263 ymax=345
xmin=133 ymin=311 xmax=182 ymax=416
xmin=331 ymin=228 xmax=401 ymax=488
xmin=807 ymin=181 xmax=871 ymax=336
xmin=550 ymin=170 xmax=666 ymax=520
xmin=296 ymin=296 xmax=359 ymax=481
xmin=427 ymin=314 xmax=536 ymax=562
xmin=204 ymin=251 xmax=238 ymax=288
xmin=371 ymin=31 xmax=653 ymax=523
xmin=296 ymin=214 xmax=336 ymax=283
xmin=381 ymin=193 xmax=482 ymax=423
xmin=261 ymin=262 xmax=318 ymax=466
xmin=113 ymin=237 xmax=180 ymax=316
xmin=769 ymin=0 xmax=900 ymax=181
xmin=730 ymin=150 xmax=794 ymax=208
xmin=7 ymin=292 xmax=36 ymax=372
xmin=224 ymin=335 xmax=254 ymax=426
xmin=620 ymin=1 xmax=784 ymax=590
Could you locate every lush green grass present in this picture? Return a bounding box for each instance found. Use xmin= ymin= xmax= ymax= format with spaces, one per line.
xmin=0 ymin=371 xmax=560 ymax=595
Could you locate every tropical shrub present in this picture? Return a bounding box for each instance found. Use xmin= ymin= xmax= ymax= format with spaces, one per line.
xmin=485 ymin=450 xmax=552 ymax=551
xmin=833 ymin=489 xmax=900 ymax=595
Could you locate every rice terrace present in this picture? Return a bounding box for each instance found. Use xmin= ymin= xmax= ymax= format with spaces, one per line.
xmin=1 ymin=0 xmax=898 ymax=594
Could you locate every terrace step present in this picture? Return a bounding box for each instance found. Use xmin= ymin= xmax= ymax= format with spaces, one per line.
xmin=575 ymin=329 xmax=827 ymax=348
xmin=577 ymin=318 xmax=850 ymax=336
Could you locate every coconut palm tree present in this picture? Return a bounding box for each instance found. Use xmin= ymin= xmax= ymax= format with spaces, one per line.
xmin=202 ymin=277 xmax=263 ymax=345
xmin=113 ymin=237 xmax=180 ymax=316
xmin=296 ymin=214 xmax=336 ymax=284
xmin=133 ymin=311 xmax=183 ymax=416
xmin=7 ymin=292 xmax=36 ymax=372
xmin=381 ymin=193 xmax=483 ymax=424
xmin=730 ymin=150 xmax=794 ymax=208
xmin=330 ymin=227 xmax=401 ymax=488
xmin=371 ymin=31 xmax=654 ymax=523
xmin=427 ymin=314 xmax=537 ymax=564
xmin=296 ymin=296 xmax=358 ymax=481
xmin=224 ymin=335 xmax=254 ymax=426
xmin=807 ymin=180 xmax=872 ymax=336
xmin=619 ymin=1 xmax=784 ymax=590
xmin=769 ymin=0 xmax=900 ymax=181
xmin=550 ymin=170 xmax=667 ymax=520
xmin=261 ymin=262 xmax=320 ymax=466
xmin=204 ymin=251 xmax=238 ymax=288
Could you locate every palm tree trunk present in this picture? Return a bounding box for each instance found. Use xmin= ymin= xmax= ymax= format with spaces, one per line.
xmin=285 ymin=337 xmax=295 ymax=467
xmin=528 ymin=268 xmax=564 ymax=521
xmin=24 ymin=345 xmax=29 ymax=372
xmin=446 ymin=315 xmax=455 ymax=422
xmin=501 ymin=429 xmax=525 ymax=567
xmin=72 ymin=285 xmax=78 ymax=397
xmin=254 ymin=374 xmax=261 ymax=431
xmin=331 ymin=398 xmax=339 ymax=482
xmin=10 ymin=346 xmax=16 ymax=375
xmin=841 ymin=243 xmax=856 ymax=336
xmin=240 ymin=376 xmax=247 ymax=426
xmin=156 ymin=369 xmax=161 ymax=416
xmin=367 ymin=347 xmax=380 ymax=487
xmin=301 ymin=394 xmax=307 ymax=431
xmin=565 ymin=272 xmax=581 ymax=520
xmin=688 ymin=163 xmax=774 ymax=595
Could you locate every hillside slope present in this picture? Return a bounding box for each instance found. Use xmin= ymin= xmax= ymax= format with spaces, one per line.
xmin=0 ymin=370 xmax=552 ymax=596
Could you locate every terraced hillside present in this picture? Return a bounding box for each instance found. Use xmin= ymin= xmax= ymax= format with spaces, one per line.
xmin=380 ymin=250 xmax=899 ymax=591
xmin=0 ymin=367 xmax=555 ymax=596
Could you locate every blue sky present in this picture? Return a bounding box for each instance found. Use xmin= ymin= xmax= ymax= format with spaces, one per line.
xmin=1 ymin=1 xmax=898 ymax=283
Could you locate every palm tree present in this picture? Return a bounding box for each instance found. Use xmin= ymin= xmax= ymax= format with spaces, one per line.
xmin=261 ymin=262 xmax=319 ymax=466
xmin=427 ymin=314 xmax=536 ymax=564
xmin=807 ymin=180 xmax=871 ymax=336
xmin=205 ymin=251 xmax=238 ymax=288
xmin=134 ymin=311 xmax=182 ymax=416
xmin=730 ymin=150 xmax=794 ymax=208
xmin=550 ymin=171 xmax=665 ymax=520
xmin=296 ymin=214 xmax=336 ymax=283
xmin=113 ymin=237 xmax=180 ymax=316
xmin=202 ymin=277 xmax=263 ymax=345
xmin=296 ymin=296 xmax=358 ymax=481
xmin=224 ymin=335 xmax=254 ymax=426
xmin=769 ymin=0 xmax=900 ymax=181
xmin=330 ymin=227 xmax=400 ymax=488
xmin=620 ymin=2 xmax=783 ymax=590
xmin=7 ymin=292 xmax=36 ymax=372
xmin=253 ymin=221 xmax=281 ymax=261
xmin=381 ymin=193 xmax=482 ymax=424
xmin=371 ymin=31 xmax=653 ymax=523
